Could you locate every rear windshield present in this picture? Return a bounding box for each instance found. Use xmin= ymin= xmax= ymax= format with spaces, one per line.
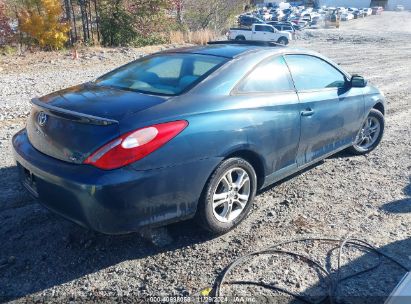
xmin=95 ymin=54 xmax=227 ymax=96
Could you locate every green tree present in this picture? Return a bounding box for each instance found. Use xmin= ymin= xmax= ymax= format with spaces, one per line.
xmin=99 ymin=0 xmax=172 ymax=46
xmin=99 ymin=0 xmax=136 ymax=46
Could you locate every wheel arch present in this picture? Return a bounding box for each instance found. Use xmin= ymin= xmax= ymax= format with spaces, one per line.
xmin=372 ymin=102 xmax=385 ymax=115
xmin=224 ymin=149 xmax=266 ymax=189
xmin=277 ymin=36 xmax=289 ymax=44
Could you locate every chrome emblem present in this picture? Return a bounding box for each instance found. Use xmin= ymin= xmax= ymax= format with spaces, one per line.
xmin=37 ymin=112 xmax=48 ymax=126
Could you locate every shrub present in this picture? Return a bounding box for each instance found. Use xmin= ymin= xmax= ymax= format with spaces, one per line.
xmin=99 ymin=0 xmax=136 ymax=46
xmin=131 ymin=34 xmax=168 ymax=47
xmin=19 ymin=0 xmax=69 ymax=50
xmin=0 ymin=45 xmax=17 ymax=55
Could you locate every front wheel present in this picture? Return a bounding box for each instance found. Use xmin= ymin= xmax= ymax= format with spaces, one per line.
xmin=277 ymin=37 xmax=289 ymax=45
xmin=196 ymin=158 xmax=257 ymax=234
xmin=348 ymin=109 xmax=384 ymax=155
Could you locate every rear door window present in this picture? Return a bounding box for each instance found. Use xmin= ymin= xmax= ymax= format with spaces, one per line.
xmin=255 ymin=25 xmax=274 ymax=32
xmin=236 ymin=56 xmax=294 ymax=93
xmin=263 ymin=25 xmax=274 ymax=32
xmin=255 ymin=25 xmax=264 ymax=31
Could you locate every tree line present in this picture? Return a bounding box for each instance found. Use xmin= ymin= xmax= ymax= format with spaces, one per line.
xmin=0 ymin=0 xmax=246 ymax=50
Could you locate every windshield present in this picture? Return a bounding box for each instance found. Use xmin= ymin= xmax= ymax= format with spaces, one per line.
xmin=95 ymin=54 xmax=227 ymax=96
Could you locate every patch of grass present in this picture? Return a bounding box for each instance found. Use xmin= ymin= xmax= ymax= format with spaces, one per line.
xmin=169 ymin=29 xmax=219 ymax=45
xmin=130 ymin=35 xmax=168 ymax=48
xmin=0 ymin=45 xmax=17 ymax=56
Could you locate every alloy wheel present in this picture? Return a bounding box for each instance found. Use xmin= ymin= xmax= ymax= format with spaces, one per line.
xmin=354 ymin=116 xmax=381 ymax=150
xmin=212 ymin=167 xmax=251 ymax=223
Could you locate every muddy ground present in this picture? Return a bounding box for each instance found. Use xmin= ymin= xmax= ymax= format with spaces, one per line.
xmin=0 ymin=11 xmax=410 ymax=304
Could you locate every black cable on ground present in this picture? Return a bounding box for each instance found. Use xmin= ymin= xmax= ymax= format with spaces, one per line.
xmin=210 ymin=237 xmax=410 ymax=304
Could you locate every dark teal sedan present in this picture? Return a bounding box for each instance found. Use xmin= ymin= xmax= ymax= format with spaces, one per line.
xmin=12 ymin=41 xmax=385 ymax=235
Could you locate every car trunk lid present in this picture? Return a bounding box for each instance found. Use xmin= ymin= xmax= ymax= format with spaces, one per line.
xmin=26 ymin=83 xmax=169 ymax=164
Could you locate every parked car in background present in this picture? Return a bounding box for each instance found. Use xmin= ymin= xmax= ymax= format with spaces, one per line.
xmin=341 ymin=12 xmax=354 ymax=21
xmin=302 ymin=13 xmax=313 ymax=22
xmin=238 ymin=15 xmax=265 ymax=27
xmin=325 ymin=11 xmax=340 ymax=28
xmin=310 ymin=15 xmax=324 ymax=27
xmin=292 ymin=19 xmax=309 ymax=29
xmin=273 ymin=9 xmax=286 ymax=21
xmin=337 ymin=7 xmax=347 ymax=13
xmin=229 ymin=23 xmax=292 ymax=45
xmin=362 ymin=8 xmax=372 ymax=16
xmin=268 ymin=21 xmax=299 ymax=29
xmin=262 ymin=11 xmax=273 ymax=21
xmin=267 ymin=22 xmax=297 ymax=38
xmin=353 ymin=9 xmax=365 ymax=19
xmin=372 ymin=6 xmax=383 ymax=15
xmin=284 ymin=17 xmax=304 ymax=29
xmin=396 ymin=5 xmax=404 ymax=11
xmin=13 ymin=41 xmax=386 ymax=234
xmin=360 ymin=8 xmax=368 ymax=16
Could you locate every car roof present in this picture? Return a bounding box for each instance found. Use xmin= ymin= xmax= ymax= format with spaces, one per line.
xmin=161 ymin=43 xmax=349 ymax=77
xmin=157 ymin=43 xmax=347 ymax=80
xmin=160 ymin=43 xmax=288 ymax=59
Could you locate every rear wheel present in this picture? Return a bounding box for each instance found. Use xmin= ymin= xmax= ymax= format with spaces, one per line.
xmin=277 ymin=37 xmax=289 ymax=45
xmin=235 ymin=35 xmax=245 ymax=41
xmin=196 ymin=158 xmax=257 ymax=234
xmin=348 ymin=109 xmax=384 ymax=155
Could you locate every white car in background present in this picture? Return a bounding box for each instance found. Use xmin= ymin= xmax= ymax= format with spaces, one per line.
xmin=341 ymin=12 xmax=354 ymax=21
xmin=337 ymin=7 xmax=347 ymax=13
xmin=362 ymin=8 xmax=372 ymax=16
xmin=228 ymin=23 xmax=292 ymax=45
xmin=262 ymin=11 xmax=273 ymax=21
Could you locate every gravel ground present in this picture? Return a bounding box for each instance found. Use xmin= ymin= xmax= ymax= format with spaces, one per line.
xmin=0 ymin=11 xmax=410 ymax=304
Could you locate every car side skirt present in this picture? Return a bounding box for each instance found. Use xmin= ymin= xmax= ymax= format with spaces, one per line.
xmin=262 ymin=142 xmax=354 ymax=189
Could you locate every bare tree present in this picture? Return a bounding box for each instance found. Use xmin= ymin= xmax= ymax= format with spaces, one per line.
xmin=183 ymin=0 xmax=245 ymax=31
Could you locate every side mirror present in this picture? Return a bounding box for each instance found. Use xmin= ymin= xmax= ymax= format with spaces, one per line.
xmin=350 ymin=75 xmax=367 ymax=88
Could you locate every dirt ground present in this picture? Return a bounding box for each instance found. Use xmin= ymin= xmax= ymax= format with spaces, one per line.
xmin=0 ymin=11 xmax=410 ymax=304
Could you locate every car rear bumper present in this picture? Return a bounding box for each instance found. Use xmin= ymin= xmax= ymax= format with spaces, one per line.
xmin=12 ymin=129 xmax=220 ymax=234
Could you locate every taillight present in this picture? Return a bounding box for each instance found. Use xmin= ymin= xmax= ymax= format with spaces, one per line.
xmin=84 ymin=120 xmax=188 ymax=170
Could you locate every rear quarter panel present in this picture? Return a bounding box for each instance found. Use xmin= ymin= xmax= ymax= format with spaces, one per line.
xmin=134 ymin=92 xmax=300 ymax=171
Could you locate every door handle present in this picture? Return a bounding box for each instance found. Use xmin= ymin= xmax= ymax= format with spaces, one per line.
xmin=301 ymin=109 xmax=315 ymax=116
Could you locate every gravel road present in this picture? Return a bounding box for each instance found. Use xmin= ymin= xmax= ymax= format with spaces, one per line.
xmin=0 ymin=11 xmax=410 ymax=303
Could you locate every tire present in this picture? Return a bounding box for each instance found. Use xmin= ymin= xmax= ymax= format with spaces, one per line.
xmin=235 ymin=35 xmax=245 ymax=41
xmin=347 ymin=109 xmax=384 ymax=155
xmin=196 ymin=158 xmax=257 ymax=235
xmin=277 ymin=37 xmax=289 ymax=45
